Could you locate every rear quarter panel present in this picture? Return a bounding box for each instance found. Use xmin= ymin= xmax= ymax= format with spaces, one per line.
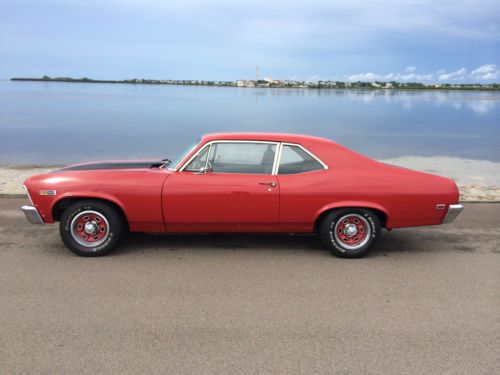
xmin=278 ymin=159 xmax=458 ymax=232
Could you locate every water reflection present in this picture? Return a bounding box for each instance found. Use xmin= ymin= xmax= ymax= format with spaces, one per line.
xmin=0 ymin=81 xmax=499 ymax=164
xmin=237 ymin=87 xmax=499 ymax=114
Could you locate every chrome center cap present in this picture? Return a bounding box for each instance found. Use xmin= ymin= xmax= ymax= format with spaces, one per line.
xmin=344 ymin=223 xmax=358 ymax=237
xmin=84 ymin=221 xmax=97 ymax=235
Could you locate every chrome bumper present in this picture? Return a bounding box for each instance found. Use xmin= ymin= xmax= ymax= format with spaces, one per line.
xmin=21 ymin=205 xmax=44 ymax=224
xmin=442 ymin=204 xmax=464 ymax=224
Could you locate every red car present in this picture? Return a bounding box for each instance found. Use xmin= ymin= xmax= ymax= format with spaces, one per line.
xmin=21 ymin=133 xmax=463 ymax=258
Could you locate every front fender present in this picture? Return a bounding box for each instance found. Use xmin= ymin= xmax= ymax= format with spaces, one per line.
xmin=49 ymin=191 xmax=128 ymax=223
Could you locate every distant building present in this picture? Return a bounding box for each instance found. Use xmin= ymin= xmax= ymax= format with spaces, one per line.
xmin=264 ymin=77 xmax=273 ymax=83
xmin=236 ymin=80 xmax=255 ymax=87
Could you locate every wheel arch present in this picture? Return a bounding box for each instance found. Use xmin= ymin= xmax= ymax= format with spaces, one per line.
xmin=314 ymin=202 xmax=389 ymax=233
xmin=51 ymin=193 xmax=129 ymax=229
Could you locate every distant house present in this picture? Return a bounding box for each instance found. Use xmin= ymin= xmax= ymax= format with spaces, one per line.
xmin=236 ymin=80 xmax=255 ymax=87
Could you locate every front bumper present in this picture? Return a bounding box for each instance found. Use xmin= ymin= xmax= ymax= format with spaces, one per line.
xmin=21 ymin=185 xmax=45 ymax=224
xmin=21 ymin=205 xmax=44 ymax=224
xmin=442 ymin=204 xmax=464 ymax=224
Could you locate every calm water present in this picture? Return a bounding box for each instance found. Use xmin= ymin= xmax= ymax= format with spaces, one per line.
xmin=1 ymin=80 xmax=499 ymax=165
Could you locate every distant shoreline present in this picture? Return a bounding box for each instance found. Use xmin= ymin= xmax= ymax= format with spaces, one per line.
xmin=10 ymin=77 xmax=500 ymax=91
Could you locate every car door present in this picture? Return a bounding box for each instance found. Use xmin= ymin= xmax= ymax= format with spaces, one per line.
xmin=162 ymin=141 xmax=280 ymax=232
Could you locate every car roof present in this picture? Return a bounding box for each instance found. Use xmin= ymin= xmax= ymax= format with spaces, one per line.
xmin=201 ymin=132 xmax=334 ymax=145
xmin=175 ymin=132 xmax=373 ymax=170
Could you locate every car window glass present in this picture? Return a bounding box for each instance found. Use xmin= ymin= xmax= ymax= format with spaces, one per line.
xmin=278 ymin=145 xmax=324 ymax=174
xmin=208 ymin=142 xmax=276 ymax=174
xmin=184 ymin=146 xmax=209 ymax=171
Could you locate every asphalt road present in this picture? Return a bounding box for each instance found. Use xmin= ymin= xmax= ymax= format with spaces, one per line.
xmin=0 ymin=198 xmax=499 ymax=374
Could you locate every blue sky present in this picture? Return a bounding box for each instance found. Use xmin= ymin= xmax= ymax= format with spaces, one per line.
xmin=1 ymin=0 xmax=499 ymax=82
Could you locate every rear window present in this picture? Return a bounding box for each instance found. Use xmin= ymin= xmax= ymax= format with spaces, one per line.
xmin=278 ymin=145 xmax=324 ymax=174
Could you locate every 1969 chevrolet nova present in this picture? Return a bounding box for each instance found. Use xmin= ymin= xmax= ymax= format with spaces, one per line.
xmin=21 ymin=133 xmax=463 ymax=258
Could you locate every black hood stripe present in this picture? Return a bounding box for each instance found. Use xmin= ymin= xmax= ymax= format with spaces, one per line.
xmin=56 ymin=161 xmax=163 ymax=172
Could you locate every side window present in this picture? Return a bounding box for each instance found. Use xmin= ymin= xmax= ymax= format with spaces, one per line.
xmin=208 ymin=142 xmax=276 ymax=174
xmin=184 ymin=146 xmax=209 ymax=171
xmin=278 ymin=145 xmax=324 ymax=174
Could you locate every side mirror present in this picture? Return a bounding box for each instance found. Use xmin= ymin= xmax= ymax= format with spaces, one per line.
xmin=194 ymin=166 xmax=213 ymax=175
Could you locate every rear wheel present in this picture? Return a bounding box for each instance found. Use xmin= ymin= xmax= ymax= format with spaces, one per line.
xmin=59 ymin=200 xmax=123 ymax=256
xmin=320 ymin=208 xmax=380 ymax=258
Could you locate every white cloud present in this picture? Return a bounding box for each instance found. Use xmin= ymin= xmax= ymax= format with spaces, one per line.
xmin=390 ymin=72 xmax=434 ymax=81
xmin=347 ymin=72 xmax=379 ymax=81
xmin=438 ymin=68 xmax=467 ymax=81
xmin=346 ymin=64 xmax=499 ymax=83
xmin=347 ymin=71 xmax=433 ymax=82
xmin=471 ymin=64 xmax=499 ymax=80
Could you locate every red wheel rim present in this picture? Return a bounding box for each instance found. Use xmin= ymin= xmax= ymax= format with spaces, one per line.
xmin=70 ymin=210 xmax=110 ymax=248
xmin=333 ymin=214 xmax=371 ymax=250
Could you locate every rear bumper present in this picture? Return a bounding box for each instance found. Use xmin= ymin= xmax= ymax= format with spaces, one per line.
xmin=442 ymin=204 xmax=464 ymax=224
xmin=21 ymin=205 xmax=45 ymax=224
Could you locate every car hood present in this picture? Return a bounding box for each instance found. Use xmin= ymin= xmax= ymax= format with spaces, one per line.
xmin=53 ymin=159 xmax=165 ymax=172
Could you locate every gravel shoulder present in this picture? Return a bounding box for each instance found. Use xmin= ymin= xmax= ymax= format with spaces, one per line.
xmin=0 ymin=198 xmax=499 ymax=374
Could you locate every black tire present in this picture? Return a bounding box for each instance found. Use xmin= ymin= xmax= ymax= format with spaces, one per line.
xmin=59 ymin=200 xmax=124 ymax=257
xmin=320 ymin=208 xmax=381 ymax=258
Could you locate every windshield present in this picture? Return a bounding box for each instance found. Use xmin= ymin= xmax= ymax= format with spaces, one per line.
xmin=167 ymin=138 xmax=201 ymax=170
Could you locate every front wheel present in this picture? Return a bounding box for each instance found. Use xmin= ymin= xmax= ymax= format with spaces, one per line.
xmin=60 ymin=200 xmax=124 ymax=256
xmin=320 ymin=208 xmax=381 ymax=258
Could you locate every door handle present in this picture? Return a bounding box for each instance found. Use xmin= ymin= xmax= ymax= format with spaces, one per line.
xmin=259 ymin=182 xmax=277 ymax=187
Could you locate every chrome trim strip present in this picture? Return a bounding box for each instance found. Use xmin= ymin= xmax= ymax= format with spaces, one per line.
xmin=22 ymin=185 xmax=34 ymax=205
xmin=442 ymin=204 xmax=464 ymax=224
xmin=204 ymin=143 xmax=213 ymax=170
xmin=272 ymin=143 xmax=283 ymax=175
xmin=179 ymin=143 xmax=212 ymax=172
xmin=21 ymin=185 xmax=45 ymax=224
xmin=21 ymin=205 xmax=44 ymax=224
xmin=169 ymin=143 xmax=199 ymax=171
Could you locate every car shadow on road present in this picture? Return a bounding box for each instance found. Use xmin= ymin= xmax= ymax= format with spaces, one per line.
xmin=115 ymin=232 xmax=330 ymax=257
xmin=113 ymin=228 xmax=466 ymax=258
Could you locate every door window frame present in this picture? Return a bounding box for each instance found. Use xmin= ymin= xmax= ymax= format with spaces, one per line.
xmin=177 ymin=140 xmax=328 ymax=175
